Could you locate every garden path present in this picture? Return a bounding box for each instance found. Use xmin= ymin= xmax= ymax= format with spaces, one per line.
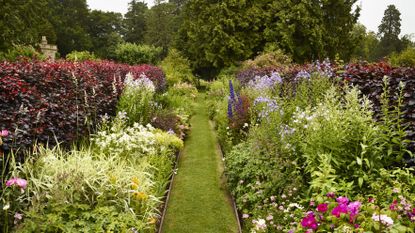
xmin=160 ymin=94 xmax=239 ymax=233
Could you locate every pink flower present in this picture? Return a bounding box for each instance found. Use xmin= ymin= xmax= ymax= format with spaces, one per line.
xmin=347 ymin=201 xmax=361 ymax=220
xmin=301 ymin=212 xmax=318 ymax=230
xmin=368 ymin=197 xmax=375 ymax=203
xmin=332 ymin=204 xmax=348 ymax=218
xmin=309 ymin=201 xmax=315 ymax=207
xmin=6 ymin=177 xmax=27 ymax=190
xmin=317 ymin=203 xmax=328 ymax=213
xmin=336 ymin=196 xmax=349 ymax=205
xmin=0 ymin=130 xmax=9 ymax=137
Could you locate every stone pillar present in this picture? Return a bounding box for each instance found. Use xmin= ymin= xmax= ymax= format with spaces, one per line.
xmin=39 ymin=36 xmax=57 ymax=61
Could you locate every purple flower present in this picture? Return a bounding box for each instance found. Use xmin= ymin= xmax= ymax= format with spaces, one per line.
xmin=317 ymin=203 xmax=328 ymax=213
xmin=332 ymin=204 xmax=348 ymax=218
xmin=253 ymin=96 xmax=279 ymax=119
xmin=6 ymin=177 xmax=27 ymax=190
xmin=229 ymin=80 xmax=235 ymax=101
xmin=301 ymin=212 xmax=318 ymax=230
xmin=347 ymin=201 xmax=361 ymax=220
xmin=248 ymin=72 xmax=282 ymax=90
xmin=0 ymin=130 xmax=9 ymax=137
xmin=227 ymin=98 xmax=233 ymax=119
xmin=336 ymin=196 xmax=349 ymax=205
xmin=295 ymin=70 xmax=311 ymax=80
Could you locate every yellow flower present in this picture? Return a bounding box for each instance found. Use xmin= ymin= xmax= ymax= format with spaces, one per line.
xmin=131 ymin=177 xmax=140 ymax=189
xmin=148 ymin=217 xmax=157 ymax=225
xmin=132 ymin=191 xmax=148 ymax=201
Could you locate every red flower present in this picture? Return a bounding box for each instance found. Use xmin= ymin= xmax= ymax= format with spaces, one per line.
xmin=389 ymin=200 xmax=398 ymax=211
xmin=317 ymin=203 xmax=328 ymax=213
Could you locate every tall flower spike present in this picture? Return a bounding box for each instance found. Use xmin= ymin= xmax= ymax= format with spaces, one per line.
xmin=227 ymin=98 xmax=233 ymax=119
xmin=229 ymin=80 xmax=235 ymax=101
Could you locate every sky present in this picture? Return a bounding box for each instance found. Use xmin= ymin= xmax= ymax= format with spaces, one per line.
xmin=87 ymin=0 xmax=415 ymax=36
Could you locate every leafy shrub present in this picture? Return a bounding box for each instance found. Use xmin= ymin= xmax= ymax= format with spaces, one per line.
xmin=160 ymin=83 xmax=198 ymax=113
xmin=117 ymin=73 xmax=156 ymax=125
xmin=389 ymin=47 xmax=415 ymax=67
xmin=113 ymin=43 xmax=163 ymax=65
xmin=66 ymin=50 xmax=98 ymax=62
xmin=241 ymin=49 xmax=292 ymax=70
xmin=160 ymin=49 xmax=196 ymax=86
xmin=0 ymin=60 xmax=126 ymax=152
xmin=0 ymin=45 xmax=45 ymax=61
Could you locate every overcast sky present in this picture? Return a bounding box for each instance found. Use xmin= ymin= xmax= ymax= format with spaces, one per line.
xmin=87 ymin=0 xmax=415 ymax=36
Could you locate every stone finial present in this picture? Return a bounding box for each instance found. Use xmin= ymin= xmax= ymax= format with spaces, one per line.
xmin=39 ymin=36 xmax=57 ymax=61
xmin=41 ymin=36 xmax=48 ymax=45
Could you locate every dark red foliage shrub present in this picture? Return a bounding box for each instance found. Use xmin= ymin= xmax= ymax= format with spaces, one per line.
xmin=0 ymin=60 xmax=166 ymax=152
xmin=343 ymin=62 xmax=415 ymax=152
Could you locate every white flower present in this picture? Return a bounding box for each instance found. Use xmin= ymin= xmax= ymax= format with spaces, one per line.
xmin=3 ymin=203 xmax=10 ymax=210
xmin=253 ymin=219 xmax=267 ymax=231
xmin=242 ymin=214 xmax=250 ymax=219
xmin=372 ymin=214 xmax=394 ymax=227
xmin=266 ymin=215 xmax=273 ymax=221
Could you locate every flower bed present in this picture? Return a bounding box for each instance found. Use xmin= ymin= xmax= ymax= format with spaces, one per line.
xmin=0 ymin=60 xmax=165 ymax=152
xmin=208 ymin=60 xmax=415 ymax=232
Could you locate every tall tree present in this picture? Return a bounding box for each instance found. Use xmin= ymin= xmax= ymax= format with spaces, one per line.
xmin=377 ymin=5 xmax=402 ymax=58
xmin=0 ymin=0 xmax=54 ymax=51
xmin=124 ymin=0 xmax=148 ymax=44
xmin=320 ymin=0 xmax=360 ymax=60
xmin=350 ymin=24 xmax=379 ymax=61
xmin=144 ymin=2 xmax=178 ymax=53
xmin=177 ymin=0 xmax=267 ymax=71
xmin=88 ymin=10 xmax=124 ymax=58
xmin=265 ymin=0 xmax=325 ymax=62
xmin=48 ymin=0 xmax=92 ymax=56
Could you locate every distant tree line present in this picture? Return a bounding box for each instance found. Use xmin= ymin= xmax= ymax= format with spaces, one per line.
xmin=0 ymin=1 xmax=413 ymax=75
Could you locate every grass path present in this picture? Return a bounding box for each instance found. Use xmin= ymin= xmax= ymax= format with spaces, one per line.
xmin=161 ymin=94 xmax=239 ymax=233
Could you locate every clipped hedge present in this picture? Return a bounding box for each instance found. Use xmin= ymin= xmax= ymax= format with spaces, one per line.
xmin=0 ymin=60 xmax=166 ymax=151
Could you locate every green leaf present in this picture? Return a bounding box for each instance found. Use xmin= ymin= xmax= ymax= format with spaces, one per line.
xmin=358 ymin=177 xmax=363 ymax=187
xmin=357 ymin=157 xmax=362 ymax=166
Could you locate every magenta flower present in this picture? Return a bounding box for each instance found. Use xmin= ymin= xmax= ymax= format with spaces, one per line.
xmin=0 ymin=130 xmax=9 ymax=137
xmin=347 ymin=201 xmax=362 ymax=220
xmin=301 ymin=212 xmax=318 ymax=230
xmin=317 ymin=203 xmax=328 ymax=213
xmin=336 ymin=196 xmax=349 ymax=205
xmin=6 ymin=177 xmax=28 ymax=190
xmin=332 ymin=204 xmax=348 ymax=218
